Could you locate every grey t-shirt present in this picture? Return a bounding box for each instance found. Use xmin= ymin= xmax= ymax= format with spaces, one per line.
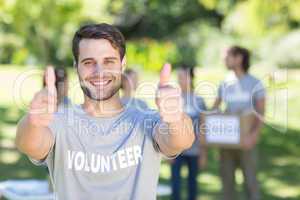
xmin=121 ymin=97 xmax=149 ymax=112
xmin=218 ymin=74 xmax=266 ymax=113
xmin=181 ymin=92 xmax=206 ymax=156
xmin=31 ymin=105 xmax=163 ymax=200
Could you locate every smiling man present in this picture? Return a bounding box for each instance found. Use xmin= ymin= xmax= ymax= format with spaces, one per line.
xmin=15 ymin=23 xmax=194 ymax=200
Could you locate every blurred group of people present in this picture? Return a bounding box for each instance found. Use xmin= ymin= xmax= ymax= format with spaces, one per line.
xmin=45 ymin=44 xmax=265 ymax=200
xmin=171 ymin=46 xmax=265 ymax=200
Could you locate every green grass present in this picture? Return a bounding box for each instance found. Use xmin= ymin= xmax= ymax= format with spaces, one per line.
xmin=0 ymin=65 xmax=299 ymax=200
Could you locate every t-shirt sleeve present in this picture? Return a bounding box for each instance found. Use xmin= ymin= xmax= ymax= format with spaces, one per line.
xmin=143 ymin=111 xmax=161 ymax=151
xmin=253 ymin=80 xmax=266 ymax=101
xmin=144 ymin=111 xmax=178 ymax=159
xmin=29 ymin=113 xmax=59 ymax=167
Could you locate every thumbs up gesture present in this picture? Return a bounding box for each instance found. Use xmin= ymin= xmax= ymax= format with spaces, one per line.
xmin=28 ymin=66 xmax=57 ymax=127
xmin=156 ymin=63 xmax=183 ymax=123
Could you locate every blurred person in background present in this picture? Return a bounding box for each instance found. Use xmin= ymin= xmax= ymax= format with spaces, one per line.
xmin=170 ymin=65 xmax=207 ymax=200
xmin=43 ymin=66 xmax=71 ymax=109
xmin=212 ymin=46 xmax=266 ymax=200
xmin=121 ymin=68 xmax=148 ymax=111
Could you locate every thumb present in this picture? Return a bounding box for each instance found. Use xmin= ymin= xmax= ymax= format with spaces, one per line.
xmin=45 ymin=66 xmax=56 ymax=96
xmin=159 ymin=63 xmax=172 ymax=87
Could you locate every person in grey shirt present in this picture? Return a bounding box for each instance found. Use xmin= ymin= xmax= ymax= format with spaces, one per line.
xmin=171 ymin=66 xmax=207 ymax=200
xmin=213 ymin=46 xmax=266 ymax=200
xmin=121 ymin=68 xmax=148 ymax=111
xmin=15 ymin=23 xmax=195 ymax=200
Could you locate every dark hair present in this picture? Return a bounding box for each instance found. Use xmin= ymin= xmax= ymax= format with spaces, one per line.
xmin=178 ymin=64 xmax=195 ymax=89
xmin=228 ymin=45 xmax=250 ymax=72
xmin=43 ymin=67 xmax=67 ymax=89
xmin=72 ymin=23 xmax=126 ymax=65
xmin=124 ymin=68 xmax=136 ymax=75
xmin=121 ymin=69 xmax=136 ymax=89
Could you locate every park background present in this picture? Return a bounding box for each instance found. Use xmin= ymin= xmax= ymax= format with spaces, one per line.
xmin=0 ymin=0 xmax=299 ymax=199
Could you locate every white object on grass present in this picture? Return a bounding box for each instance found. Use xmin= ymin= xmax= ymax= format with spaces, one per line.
xmin=0 ymin=180 xmax=53 ymax=200
xmin=157 ymin=184 xmax=172 ymax=196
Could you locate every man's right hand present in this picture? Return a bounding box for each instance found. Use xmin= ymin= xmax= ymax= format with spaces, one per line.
xmin=28 ymin=66 xmax=57 ymax=127
xmin=16 ymin=66 xmax=57 ymax=160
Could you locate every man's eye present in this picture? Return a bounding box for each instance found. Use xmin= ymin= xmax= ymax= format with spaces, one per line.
xmin=84 ymin=61 xmax=92 ymax=65
xmin=104 ymin=60 xmax=114 ymax=65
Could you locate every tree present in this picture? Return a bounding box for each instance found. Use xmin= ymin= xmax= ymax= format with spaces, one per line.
xmin=109 ymin=0 xmax=224 ymax=39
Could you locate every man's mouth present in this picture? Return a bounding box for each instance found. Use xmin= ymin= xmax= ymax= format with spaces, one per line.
xmin=89 ymin=79 xmax=112 ymax=87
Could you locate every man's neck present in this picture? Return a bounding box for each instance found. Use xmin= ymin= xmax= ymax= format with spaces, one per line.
xmin=82 ymin=93 xmax=124 ymax=117
xmin=234 ymin=67 xmax=246 ymax=79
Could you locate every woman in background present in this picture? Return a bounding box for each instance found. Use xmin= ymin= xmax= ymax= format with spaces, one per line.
xmin=170 ymin=65 xmax=207 ymax=200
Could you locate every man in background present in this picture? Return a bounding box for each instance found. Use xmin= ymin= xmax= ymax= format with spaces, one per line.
xmin=213 ymin=46 xmax=266 ymax=200
xmin=121 ymin=68 xmax=148 ymax=111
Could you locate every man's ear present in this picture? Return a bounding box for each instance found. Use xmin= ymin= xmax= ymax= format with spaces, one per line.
xmin=121 ymin=56 xmax=127 ymax=72
xmin=73 ymin=60 xmax=77 ymax=68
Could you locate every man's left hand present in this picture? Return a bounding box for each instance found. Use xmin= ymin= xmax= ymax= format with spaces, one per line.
xmin=155 ymin=63 xmax=183 ymax=123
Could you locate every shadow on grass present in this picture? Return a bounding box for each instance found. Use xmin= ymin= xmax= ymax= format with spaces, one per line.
xmin=0 ymin=151 xmax=47 ymax=181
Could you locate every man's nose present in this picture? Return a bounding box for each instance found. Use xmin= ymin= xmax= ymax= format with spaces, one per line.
xmin=94 ymin=63 xmax=103 ymax=74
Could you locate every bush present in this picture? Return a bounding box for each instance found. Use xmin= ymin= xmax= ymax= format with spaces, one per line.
xmin=271 ymin=30 xmax=300 ymax=69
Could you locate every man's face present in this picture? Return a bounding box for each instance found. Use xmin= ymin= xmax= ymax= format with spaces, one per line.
xmin=77 ymin=39 xmax=124 ymax=101
xmin=224 ymin=51 xmax=242 ymax=70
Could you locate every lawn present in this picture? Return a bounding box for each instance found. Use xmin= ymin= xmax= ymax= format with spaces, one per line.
xmin=0 ymin=65 xmax=299 ymax=200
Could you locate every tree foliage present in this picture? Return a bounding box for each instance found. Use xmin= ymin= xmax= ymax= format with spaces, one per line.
xmin=0 ymin=0 xmax=299 ymax=69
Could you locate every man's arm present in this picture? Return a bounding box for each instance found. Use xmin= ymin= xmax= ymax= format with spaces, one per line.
xmin=154 ymin=63 xmax=194 ymax=157
xmin=251 ymin=97 xmax=265 ymax=139
xmin=198 ymin=112 xmax=207 ymax=168
xmin=154 ymin=113 xmax=194 ymax=157
xmin=242 ymin=97 xmax=265 ymax=150
xmin=15 ymin=66 xmax=57 ymax=161
xmin=212 ymin=82 xmax=224 ymax=110
xmin=16 ymin=115 xmax=54 ymax=160
xmin=212 ymin=97 xmax=221 ymax=110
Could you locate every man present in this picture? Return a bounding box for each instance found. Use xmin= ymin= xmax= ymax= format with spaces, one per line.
xmin=121 ymin=68 xmax=148 ymax=111
xmin=15 ymin=23 xmax=194 ymax=200
xmin=213 ymin=46 xmax=266 ymax=200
